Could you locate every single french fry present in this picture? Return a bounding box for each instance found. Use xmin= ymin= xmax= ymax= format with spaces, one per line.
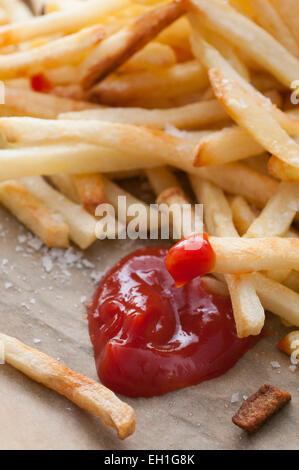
xmin=268 ymin=155 xmax=299 ymax=182
xmin=89 ymin=60 xmax=209 ymax=108
xmin=21 ymin=176 xmax=97 ymax=250
xmin=0 ymin=331 xmax=135 ymax=440
xmin=0 ymin=179 xmax=69 ymax=247
xmin=0 ymin=25 xmax=106 ymax=80
xmin=0 ymin=0 xmax=128 ymax=46
xmin=60 ymin=99 xmax=229 ymax=130
xmin=248 ymin=0 xmax=299 ymax=59
xmin=202 ymin=275 xmax=229 ymax=297
xmin=271 ymin=0 xmax=299 ymax=48
xmin=190 ymin=175 xmax=264 ymax=337
xmin=0 ymin=143 xmax=161 ymax=181
xmin=121 ymin=42 xmax=176 ymax=72
xmin=230 ymin=195 xmax=256 ymax=236
xmin=209 ymin=237 xmax=299 ymax=274
xmin=146 ymin=166 xmax=180 ymax=196
xmin=0 ymin=0 xmax=33 ymax=22
xmin=0 ymin=118 xmax=199 ymax=169
xmin=81 ymin=0 xmax=186 ymax=88
xmin=284 ymin=271 xmax=299 ymax=293
xmin=246 ymin=183 xmax=299 ymax=238
xmin=209 ymin=69 xmax=299 ymax=170
xmin=4 ymin=87 xmax=97 ymax=119
xmin=188 ymin=0 xmax=299 ymax=87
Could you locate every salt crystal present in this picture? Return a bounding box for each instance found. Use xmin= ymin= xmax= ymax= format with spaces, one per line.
xmin=4 ymin=282 xmax=12 ymax=289
xmin=30 ymin=298 xmax=36 ymax=305
xmin=231 ymin=393 xmax=239 ymax=404
xmin=289 ymin=365 xmax=297 ymax=373
xmin=28 ymin=237 xmax=43 ymax=251
xmin=80 ymin=296 xmax=87 ymax=304
xmin=270 ymin=361 xmax=280 ymax=369
xmin=42 ymin=255 xmax=53 ymax=273
xmin=82 ymin=259 xmax=95 ymax=269
xmin=33 ymin=338 xmax=41 ymax=344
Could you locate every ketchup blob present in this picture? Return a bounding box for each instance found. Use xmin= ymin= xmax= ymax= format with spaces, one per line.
xmin=31 ymin=74 xmax=52 ymax=93
xmin=88 ymin=247 xmax=259 ymax=398
xmin=166 ymin=233 xmax=216 ymax=287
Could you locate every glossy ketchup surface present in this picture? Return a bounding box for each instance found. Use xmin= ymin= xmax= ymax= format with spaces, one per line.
xmin=88 ymin=246 xmax=259 ymax=398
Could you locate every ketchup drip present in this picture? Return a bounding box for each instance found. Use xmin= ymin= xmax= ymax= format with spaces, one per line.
xmin=88 ymin=246 xmax=260 ymax=398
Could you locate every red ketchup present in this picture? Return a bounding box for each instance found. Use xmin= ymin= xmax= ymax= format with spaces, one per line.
xmin=88 ymin=246 xmax=259 ymax=398
xmin=31 ymin=74 xmax=52 ymax=93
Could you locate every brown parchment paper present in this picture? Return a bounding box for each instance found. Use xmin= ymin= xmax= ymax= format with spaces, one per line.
xmin=0 ymin=205 xmax=298 ymax=450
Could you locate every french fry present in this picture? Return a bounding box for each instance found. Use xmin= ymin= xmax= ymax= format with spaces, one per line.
xmin=0 ymin=180 xmax=69 ymax=247
xmin=0 ymin=0 xmax=128 ymax=46
xmin=121 ymin=42 xmax=176 ymax=72
xmin=244 ymin=154 xmax=270 ymax=176
xmin=49 ymin=173 xmax=107 ymax=215
xmin=0 ymin=331 xmax=135 ymax=440
xmin=89 ymin=60 xmax=209 ymax=108
xmin=188 ymin=0 xmax=299 ymax=87
xmin=190 ymin=175 xmax=264 ymax=337
xmin=246 ymin=183 xmax=299 ymax=238
xmin=271 ymin=0 xmax=299 ymax=48
xmin=268 ymin=155 xmax=299 ymax=182
xmin=284 ymin=271 xmax=299 ymax=293
xmin=81 ymin=0 xmax=186 ymax=88
xmin=0 ymin=143 xmax=161 ymax=181
xmin=146 ymin=166 xmax=179 ymax=196
xmin=60 ymin=99 xmax=229 ymax=130
xmin=21 ymin=176 xmax=97 ymax=250
xmin=278 ymin=331 xmax=299 ymax=361
xmin=4 ymin=87 xmax=97 ymax=119
xmin=248 ymin=0 xmax=299 ymax=59
xmin=209 ymin=237 xmax=299 ymax=274
xmin=209 ymin=69 xmax=299 ymax=170
xmin=202 ymin=275 xmax=229 ymax=297
xmin=0 ymin=25 xmax=106 ymax=80
xmin=0 ymin=118 xmax=199 ymax=169
xmin=230 ymin=195 xmax=256 ymax=236
xmin=0 ymin=0 xmax=33 ymax=22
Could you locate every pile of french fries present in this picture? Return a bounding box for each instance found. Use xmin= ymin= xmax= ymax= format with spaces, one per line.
xmin=0 ymin=0 xmax=299 ymax=439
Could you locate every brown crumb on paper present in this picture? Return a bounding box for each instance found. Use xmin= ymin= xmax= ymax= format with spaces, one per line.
xmin=232 ymin=384 xmax=291 ymax=434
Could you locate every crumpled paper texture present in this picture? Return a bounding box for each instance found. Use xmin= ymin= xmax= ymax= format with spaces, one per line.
xmin=0 ymin=206 xmax=298 ymax=450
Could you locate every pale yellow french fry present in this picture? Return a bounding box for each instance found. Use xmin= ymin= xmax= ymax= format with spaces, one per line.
xmin=230 ymin=195 xmax=256 ymax=236
xmin=89 ymin=60 xmax=209 ymax=108
xmin=0 ymin=331 xmax=135 ymax=440
xmin=248 ymin=0 xmax=299 ymax=59
xmin=0 ymin=6 xmax=8 ymax=26
xmin=190 ymin=175 xmax=264 ymax=338
xmin=81 ymin=0 xmax=186 ymax=88
xmin=268 ymin=155 xmax=299 ymax=182
xmin=146 ymin=166 xmax=179 ymax=196
xmin=0 ymin=118 xmax=199 ymax=169
xmin=21 ymin=176 xmax=97 ymax=250
xmin=0 ymin=0 xmax=33 ymax=22
xmin=0 ymin=25 xmax=106 ymax=80
xmin=188 ymin=0 xmax=299 ymax=87
xmin=209 ymin=69 xmax=299 ymax=170
xmin=60 ymin=99 xmax=229 ymax=130
xmin=0 ymin=0 xmax=128 ymax=46
xmin=0 ymin=143 xmax=161 ymax=181
xmin=0 ymin=179 xmax=69 ymax=247
xmin=210 ymin=237 xmax=299 ymax=274
xmin=121 ymin=42 xmax=176 ymax=72
xmin=271 ymin=0 xmax=299 ymax=48
xmin=202 ymin=275 xmax=229 ymax=297
xmin=5 ymin=87 xmax=97 ymax=119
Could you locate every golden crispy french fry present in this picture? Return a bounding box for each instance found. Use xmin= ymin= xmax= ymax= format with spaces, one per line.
xmin=89 ymin=60 xmax=209 ymax=108
xmin=230 ymin=195 xmax=256 ymax=236
xmin=246 ymin=182 xmax=299 ymax=238
xmin=49 ymin=173 xmax=107 ymax=215
xmin=5 ymin=87 xmax=97 ymax=119
xmin=60 ymin=99 xmax=229 ymax=130
xmin=0 ymin=25 xmax=106 ymax=80
xmin=0 ymin=331 xmax=135 ymax=440
xmin=271 ymin=0 xmax=299 ymax=48
xmin=21 ymin=176 xmax=97 ymax=250
xmin=0 ymin=117 xmax=199 ymax=169
xmin=0 ymin=0 xmax=128 ymax=46
xmin=0 ymin=143 xmax=160 ymax=181
xmin=209 ymin=69 xmax=299 ymax=170
xmin=146 ymin=166 xmax=179 ymax=196
xmin=0 ymin=180 xmax=69 ymax=247
xmin=188 ymin=0 xmax=299 ymax=87
xmin=81 ymin=0 xmax=186 ymax=88
xmin=248 ymin=0 xmax=299 ymax=59
xmin=278 ymin=331 xmax=299 ymax=363
xmin=121 ymin=42 xmax=176 ymax=72
xmin=0 ymin=0 xmax=33 ymax=22
xmin=210 ymin=237 xmax=299 ymax=274
xmin=190 ymin=175 xmax=264 ymax=337
xmin=268 ymin=155 xmax=299 ymax=182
